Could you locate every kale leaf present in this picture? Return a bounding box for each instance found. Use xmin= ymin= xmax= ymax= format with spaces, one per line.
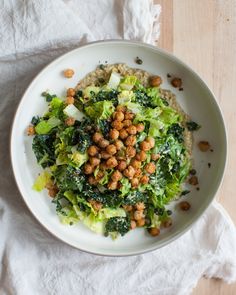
xmin=105 ymin=217 xmax=130 ymax=236
xmin=167 ymin=123 xmax=184 ymax=143
xmin=53 ymin=166 xmax=85 ymax=191
xmin=186 ymin=121 xmax=201 ymax=131
xmin=122 ymin=191 xmax=147 ymax=205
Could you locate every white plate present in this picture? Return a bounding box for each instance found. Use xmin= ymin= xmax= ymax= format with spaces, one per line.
xmin=10 ymin=40 xmax=227 ymax=256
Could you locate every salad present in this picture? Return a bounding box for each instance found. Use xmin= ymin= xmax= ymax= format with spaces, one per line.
xmin=27 ymin=63 xmax=196 ymax=239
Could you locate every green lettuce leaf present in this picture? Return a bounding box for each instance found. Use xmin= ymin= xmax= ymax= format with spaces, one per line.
xmin=32 ymin=170 xmax=51 ymax=191
xmin=85 ymin=100 xmax=115 ymax=120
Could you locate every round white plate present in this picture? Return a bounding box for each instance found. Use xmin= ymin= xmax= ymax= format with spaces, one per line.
xmin=11 ymin=40 xmax=227 ymax=256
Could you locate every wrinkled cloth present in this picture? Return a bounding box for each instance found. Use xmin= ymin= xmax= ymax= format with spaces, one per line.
xmin=0 ymin=1 xmax=236 ymax=295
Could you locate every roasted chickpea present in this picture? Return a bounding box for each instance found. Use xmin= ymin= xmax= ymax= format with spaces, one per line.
xmin=65 ymin=96 xmax=75 ymax=104
xmin=131 ymin=178 xmax=139 ymax=188
xmin=171 ymin=77 xmax=182 ymax=88
xmin=123 ymin=205 xmax=133 ymax=212
xmin=126 ymin=146 xmax=136 ymax=158
xmin=106 ymin=144 xmax=117 ymax=155
xmin=100 ymin=162 xmax=108 ymax=170
xmin=116 ymin=105 xmax=127 ymax=112
xmin=106 ymin=157 xmax=118 ymax=168
xmin=198 ymin=141 xmax=210 ymax=152
xmin=136 ymin=218 xmax=145 ymax=227
xmin=88 ymin=145 xmax=98 ymax=156
xmin=117 ymin=160 xmax=127 ymax=171
xmin=111 ymin=170 xmax=123 ymax=182
xmin=123 ymin=165 xmax=136 ymax=179
xmin=119 ymin=129 xmax=129 ymax=140
xmin=145 ymin=162 xmax=156 ymax=174
xmin=149 ymin=75 xmax=162 ymax=87
xmin=107 ymin=180 xmax=118 ymax=190
xmin=134 ymin=210 xmax=144 ymax=221
xmin=124 ymin=112 xmax=134 ymax=120
xmin=109 ymin=129 xmax=119 ymax=140
xmin=179 ymin=201 xmax=191 ymax=211
xmin=125 ymin=135 xmax=137 ymax=146
xmin=89 ymin=199 xmax=103 ymax=211
xmin=66 ymin=88 xmax=76 ymax=97
xmin=140 ymin=140 xmax=151 ymax=151
xmin=148 ymin=227 xmax=160 ymax=236
xmin=188 ymin=176 xmax=199 ymax=186
xmin=136 ymin=123 xmax=145 ymax=133
xmin=151 ymin=153 xmax=160 ymax=161
xmin=27 ymin=125 xmax=35 ymax=136
xmin=98 ymin=139 xmax=109 ymax=148
xmin=93 ymin=132 xmax=103 ymax=143
xmin=134 ymin=168 xmax=142 ymax=178
xmin=127 ymin=125 xmax=137 ymax=135
xmin=123 ymin=119 xmax=132 ymax=127
xmin=89 ymin=157 xmax=100 ymax=166
xmin=113 ymin=111 xmax=125 ymax=121
xmin=163 ymin=218 xmax=172 ymax=228
xmin=88 ymin=176 xmax=98 ymax=185
xmin=130 ymin=220 xmax=137 ymax=230
xmin=84 ymin=163 xmax=94 ymax=174
xmin=136 ymin=202 xmax=145 ymax=211
xmin=114 ymin=140 xmax=124 ymax=151
xmin=95 ymin=170 xmax=105 ymax=180
xmin=140 ymin=175 xmax=149 ymax=184
xmin=146 ymin=137 xmax=155 ymax=148
xmin=48 ymin=188 xmax=58 ymax=198
xmin=65 ymin=117 xmax=75 ymax=126
xmin=63 ymin=68 xmax=74 ymax=78
xmin=112 ymin=120 xmax=123 ymax=131
xmin=130 ymin=159 xmax=141 ymax=169
xmin=101 ymin=151 xmax=111 ymax=159
xmin=136 ymin=150 xmax=147 ymax=162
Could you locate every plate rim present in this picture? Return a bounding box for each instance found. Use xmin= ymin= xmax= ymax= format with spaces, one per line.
xmin=10 ymin=39 xmax=228 ymax=256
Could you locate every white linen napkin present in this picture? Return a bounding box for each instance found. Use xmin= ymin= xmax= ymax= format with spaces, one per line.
xmin=0 ymin=1 xmax=236 ymax=294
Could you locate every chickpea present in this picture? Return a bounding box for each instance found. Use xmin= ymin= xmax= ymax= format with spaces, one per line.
xmin=87 ymin=145 xmax=98 ymax=156
xmin=88 ymin=176 xmax=98 ymax=185
xmin=106 ymin=157 xmax=118 ymax=168
xmin=114 ymin=140 xmax=124 ymax=151
xmin=188 ymin=176 xmax=199 ymax=186
xmin=123 ymin=119 xmax=132 ymax=127
xmin=65 ymin=117 xmax=75 ymax=126
xmin=116 ymin=105 xmax=127 ymax=112
xmin=119 ymin=129 xmax=129 ymax=140
xmin=89 ymin=199 xmax=103 ymax=211
xmin=112 ymin=120 xmax=123 ymax=131
xmin=198 ymin=141 xmax=210 ymax=152
xmin=123 ymin=205 xmax=133 ymax=212
xmin=134 ymin=168 xmax=142 ymax=178
xmin=151 ymin=153 xmax=160 ymax=161
xmin=109 ymin=129 xmax=119 ymax=140
xmin=95 ymin=170 xmax=104 ymax=180
xmin=130 ymin=159 xmax=141 ymax=169
xmin=136 ymin=151 xmax=147 ymax=162
xmin=130 ymin=220 xmax=137 ymax=230
xmin=171 ymin=77 xmax=182 ymax=88
xmin=140 ymin=175 xmax=149 ymax=184
xmin=100 ymin=162 xmax=108 ymax=170
xmin=89 ymin=157 xmax=100 ymax=166
xmin=146 ymin=137 xmax=155 ymax=148
xmin=107 ymin=180 xmax=118 ymax=190
xmin=98 ymin=139 xmax=109 ymax=148
xmin=136 ymin=218 xmax=145 ymax=227
xmin=106 ymin=144 xmax=117 ymax=155
xmin=134 ymin=210 xmax=144 ymax=221
xmin=84 ymin=163 xmax=94 ymax=174
xmin=123 ymin=165 xmax=136 ymax=179
xmin=148 ymin=227 xmax=160 ymax=236
xmin=101 ymin=151 xmax=111 ymax=159
xmin=125 ymin=135 xmax=137 ymax=146
xmin=149 ymin=75 xmax=162 ymax=87
xmin=125 ymin=112 xmax=134 ymax=120
xmin=93 ymin=132 xmax=103 ymax=143
xmin=65 ymin=96 xmax=74 ymax=105
xmin=127 ymin=125 xmax=137 ymax=135
xmin=131 ymin=178 xmax=139 ymax=188
xmin=136 ymin=123 xmax=145 ymax=132
xmin=111 ymin=170 xmax=123 ymax=182
xmin=163 ymin=218 xmax=172 ymax=228
xmin=113 ymin=111 xmax=125 ymax=121
xmin=179 ymin=201 xmax=191 ymax=211
xmin=126 ymin=146 xmax=136 ymax=158
xmin=140 ymin=140 xmax=151 ymax=151
xmin=117 ymin=160 xmax=127 ymax=171
xmin=63 ymin=68 xmax=74 ymax=78
xmin=145 ymin=162 xmax=156 ymax=174
xmin=66 ymin=88 xmax=76 ymax=97
xmin=136 ymin=202 xmax=145 ymax=211
xmin=48 ymin=188 xmax=58 ymax=198
xmin=27 ymin=125 xmax=35 ymax=136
